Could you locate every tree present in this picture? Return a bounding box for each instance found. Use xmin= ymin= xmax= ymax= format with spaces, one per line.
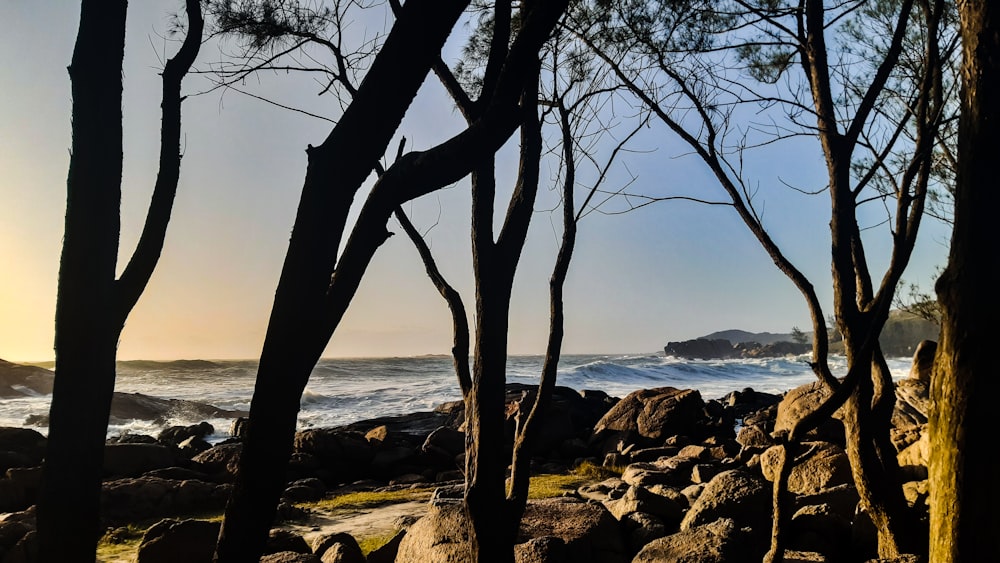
xmin=571 ymin=0 xmax=950 ymax=558
xmin=36 ymin=1 xmax=203 ymax=561
xmin=209 ymin=1 xmax=570 ymax=560
xmin=929 ymin=0 xmax=1000 ymax=560
xmin=790 ymin=326 xmax=808 ymax=345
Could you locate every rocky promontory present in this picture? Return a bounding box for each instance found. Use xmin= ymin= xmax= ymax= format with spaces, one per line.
xmin=664 ymin=332 xmax=810 ymax=360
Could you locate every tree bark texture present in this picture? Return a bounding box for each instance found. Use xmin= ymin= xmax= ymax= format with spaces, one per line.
xmin=930 ymin=0 xmax=1000 ymax=560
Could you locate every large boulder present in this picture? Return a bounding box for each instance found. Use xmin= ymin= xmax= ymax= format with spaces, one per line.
xmin=518 ymin=497 xmax=627 ymax=563
xmin=774 ymin=381 xmax=845 ymax=445
xmin=101 ymin=477 xmax=231 ymax=525
xmin=0 ymin=428 xmax=46 ymax=466
xmin=103 ymin=443 xmax=178 ymax=478
xmin=396 ymin=497 xmax=626 ymax=563
xmin=602 ymin=484 xmax=684 ymax=528
xmin=190 ymin=442 xmax=242 ymax=481
xmin=293 ymin=429 xmax=374 ymax=482
xmin=135 ymin=519 xmax=220 ymax=563
xmin=680 ymin=469 xmax=770 ymax=545
xmin=908 ymin=340 xmax=936 ymax=383
xmin=632 ymin=517 xmax=755 ymax=563
xmin=592 ymin=387 xmax=706 ymax=448
xmin=393 ymin=501 xmax=470 ymax=563
xmin=759 ymin=441 xmax=853 ymax=495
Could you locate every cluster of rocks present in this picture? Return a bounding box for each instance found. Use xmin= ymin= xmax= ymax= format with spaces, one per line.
xmin=664 ymin=338 xmax=810 ymax=360
xmin=0 ymin=343 xmax=935 ymax=562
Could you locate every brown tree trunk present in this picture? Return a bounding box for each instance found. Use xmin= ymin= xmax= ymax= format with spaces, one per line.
xmin=212 ymin=2 xmax=471 ymax=561
xmin=929 ymin=0 xmax=1000 ymax=560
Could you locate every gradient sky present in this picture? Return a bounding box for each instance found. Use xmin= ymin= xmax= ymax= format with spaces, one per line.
xmin=0 ymin=2 xmax=950 ymax=362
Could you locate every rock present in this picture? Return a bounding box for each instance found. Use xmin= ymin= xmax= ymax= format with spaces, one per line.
xmin=108 ymin=391 xmax=246 ymax=423
xmin=311 ymin=532 xmax=362 ymax=557
xmin=736 ymin=424 xmax=774 ymax=451
xmin=266 ymin=528 xmax=310 ymax=554
xmin=158 ymin=421 xmax=215 ymax=446
xmin=621 ymin=456 xmax=698 ymax=488
xmin=891 ymin=379 xmax=930 ymax=451
xmin=774 ymin=381 xmax=845 ymax=445
xmin=908 ymin=340 xmax=936 ymax=382
xmin=294 ymin=429 xmax=374 ymax=482
xmin=633 ymin=518 xmax=753 ymax=563
xmin=421 ymin=426 xmax=465 ymax=463
xmin=101 ymin=477 xmax=230 ymax=525
xmin=602 ymin=484 xmax=683 ymax=527
xmin=0 ymin=520 xmax=31 ymax=559
xmin=680 ymin=469 xmax=770 ymax=548
xmin=759 ymin=441 xmax=853 ymax=495
xmin=135 ymin=518 xmax=220 ymax=563
xmin=897 ymin=432 xmax=930 ymax=482
xmin=396 ymin=497 xmax=626 ymax=563
xmin=664 ymin=339 xmax=740 ymax=360
xmin=393 ymin=501 xmax=471 ymax=562
xmin=0 ymin=428 xmax=46 ymax=465
xmin=514 ymin=536 xmax=567 ymax=563
xmin=190 ymin=442 xmax=242 ymax=481
xmin=789 ymin=503 xmax=852 ymax=559
xmin=622 ymin=511 xmax=668 ymax=552
xmin=517 ymin=498 xmax=626 ymax=562
xmin=1 ymin=529 xmax=37 ymax=563
xmin=103 ymin=443 xmax=178 ymax=478
xmin=592 ymin=387 xmax=706 ymax=449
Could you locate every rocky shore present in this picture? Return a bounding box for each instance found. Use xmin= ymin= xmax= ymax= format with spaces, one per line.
xmin=0 ymin=344 xmax=935 ymax=562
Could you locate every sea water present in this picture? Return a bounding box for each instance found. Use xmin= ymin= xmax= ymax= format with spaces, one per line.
xmin=1 ymin=354 xmax=914 ymax=442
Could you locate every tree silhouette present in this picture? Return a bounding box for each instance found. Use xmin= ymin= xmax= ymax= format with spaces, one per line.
xmin=37 ymin=1 xmax=203 ymax=560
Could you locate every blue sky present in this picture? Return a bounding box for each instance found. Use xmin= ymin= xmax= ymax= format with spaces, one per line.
xmin=0 ymin=2 xmax=950 ymax=361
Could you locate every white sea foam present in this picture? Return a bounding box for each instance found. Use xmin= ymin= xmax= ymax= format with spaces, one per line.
xmin=0 ymin=353 xmax=913 ymax=442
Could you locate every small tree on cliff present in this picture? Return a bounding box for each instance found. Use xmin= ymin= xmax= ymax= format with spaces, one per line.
xmin=37 ymin=1 xmax=203 ymax=561
xmin=929 ymin=0 xmax=1000 ymax=560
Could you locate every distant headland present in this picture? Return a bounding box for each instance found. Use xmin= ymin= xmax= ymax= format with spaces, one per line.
xmin=666 ymin=310 xmax=940 ymax=360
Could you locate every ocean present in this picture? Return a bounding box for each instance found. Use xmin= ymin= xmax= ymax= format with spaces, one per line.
xmin=1 ymin=353 xmax=914 ymax=443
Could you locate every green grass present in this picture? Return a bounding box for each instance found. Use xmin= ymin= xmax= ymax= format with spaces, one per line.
xmin=526 ymin=472 xmax=591 ymax=499
xmin=357 ymin=532 xmax=400 ymax=555
xmin=96 ymin=525 xmax=146 ymax=563
xmin=304 ymin=486 xmax=434 ymax=511
xmin=571 ymin=460 xmax=624 ymax=480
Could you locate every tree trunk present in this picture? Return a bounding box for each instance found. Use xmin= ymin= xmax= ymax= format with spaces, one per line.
xmin=929 ymin=0 xmax=1000 ymax=559
xmin=212 ymin=3 xmax=471 ymax=561
xmin=36 ymin=3 xmax=127 ymax=561
xmin=37 ymin=2 xmax=203 ymax=559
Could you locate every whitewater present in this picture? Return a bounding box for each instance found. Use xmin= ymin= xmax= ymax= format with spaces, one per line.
xmin=1 ymin=354 xmax=914 ymax=442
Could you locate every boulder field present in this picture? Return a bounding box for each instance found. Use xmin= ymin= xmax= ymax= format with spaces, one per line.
xmin=0 ymin=344 xmax=936 ymax=562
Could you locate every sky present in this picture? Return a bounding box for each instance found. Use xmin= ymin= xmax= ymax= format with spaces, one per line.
xmin=0 ymin=2 xmax=951 ymax=362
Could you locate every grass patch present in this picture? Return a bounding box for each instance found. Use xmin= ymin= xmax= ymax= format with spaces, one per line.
xmin=306 ymin=487 xmax=434 ymax=512
xmin=526 ymin=473 xmax=591 ymax=499
xmin=357 ymin=532 xmax=400 ymax=555
xmin=572 ymin=460 xmax=624 ymax=480
xmin=97 ymin=525 xmax=146 ymax=563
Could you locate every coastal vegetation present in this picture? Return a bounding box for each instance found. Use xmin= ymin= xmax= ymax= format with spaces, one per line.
xmin=5 ymin=0 xmax=997 ymax=562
